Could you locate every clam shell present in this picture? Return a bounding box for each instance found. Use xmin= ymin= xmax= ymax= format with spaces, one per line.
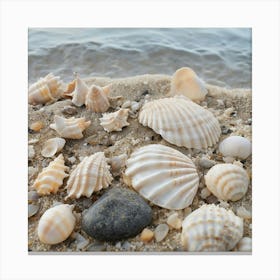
xmin=138 ymin=96 xmax=221 ymax=149
xmin=37 ymin=204 xmax=76 ymax=245
xmin=100 ymin=108 xmax=130 ymax=132
xmin=32 ymin=154 xmax=69 ymax=195
xmin=50 ymin=115 xmax=91 ymax=139
xmin=41 ymin=137 xmax=66 ymax=158
xmin=69 ymin=75 xmax=89 ymax=107
xmin=124 ymin=144 xmax=199 ymax=210
xmin=205 ymin=163 xmax=249 ymax=201
xmin=66 ymin=152 xmax=113 ymax=199
xmin=85 ymin=85 xmax=110 ymax=113
xmin=181 ymin=204 xmax=243 ymax=251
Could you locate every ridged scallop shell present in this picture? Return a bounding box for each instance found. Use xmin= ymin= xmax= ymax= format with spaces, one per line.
xmin=50 ymin=115 xmax=91 ymax=139
xmin=37 ymin=204 xmax=76 ymax=245
xmin=41 ymin=137 xmax=66 ymax=158
xmin=28 ymin=73 xmax=64 ymax=105
xmin=181 ymin=204 xmax=243 ymax=251
xmin=205 ymin=163 xmax=249 ymax=201
xmin=138 ymin=96 xmax=221 ymax=149
xmin=65 ymin=152 xmax=113 ymax=199
xmin=68 ymin=75 xmax=89 ymax=107
xmin=170 ymin=67 xmax=207 ymax=102
xmin=32 ymin=154 xmax=69 ymax=195
xmin=100 ymin=108 xmax=130 ymax=132
xmin=124 ymin=144 xmax=199 ymax=210
xmin=236 ymin=237 xmax=252 ymax=252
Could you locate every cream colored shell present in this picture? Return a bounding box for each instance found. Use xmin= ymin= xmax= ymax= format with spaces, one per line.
xmin=65 ymin=152 xmax=113 ymax=199
xmin=69 ymin=75 xmax=89 ymax=107
xmin=50 ymin=115 xmax=91 ymax=139
xmin=100 ymin=108 xmax=130 ymax=132
xmin=205 ymin=163 xmax=249 ymax=201
xmin=37 ymin=204 xmax=76 ymax=245
xmin=138 ymin=96 xmax=221 ymax=149
xmin=32 ymin=154 xmax=69 ymax=195
xmin=41 ymin=137 xmax=66 ymax=158
xmin=235 ymin=237 xmax=252 ymax=252
xmin=85 ymin=85 xmax=110 ymax=113
xmin=181 ymin=204 xmax=243 ymax=251
xmin=124 ymin=144 xmax=199 ymax=210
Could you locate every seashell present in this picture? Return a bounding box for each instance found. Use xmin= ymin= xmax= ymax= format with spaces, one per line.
xmin=205 ymin=163 xmax=249 ymax=202
xmin=85 ymin=84 xmax=110 ymax=113
xmin=37 ymin=204 xmax=76 ymax=245
xmin=65 ymin=152 xmax=113 ymax=199
xmin=124 ymin=144 xmax=199 ymax=210
xmin=28 ymin=73 xmax=65 ymax=105
xmin=50 ymin=115 xmax=91 ymax=139
xmin=32 ymin=154 xmax=69 ymax=195
xmin=99 ymin=108 xmax=130 ymax=132
xmin=219 ymin=136 xmax=252 ymax=160
xmin=41 ymin=137 xmax=66 ymax=158
xmin=170 ymin=67 xmax=207 ymax=102
xmin=236 ymin=237 xmax=252 ymax=252
xmin=181 ymin=204 xmax=243 ymax=252
xmin=138 ymin=96 xmax=221 ymax=149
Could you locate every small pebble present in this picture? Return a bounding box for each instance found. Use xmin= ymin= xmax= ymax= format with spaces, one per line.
xmin=28 ymin=139 xmax=39 ymax=144
xmin=130 ymin=101 xmax=141 ymax=112
xmin=115 ymin=242 xmax=122 ymax=249
xmin=144 ymin=136 xmax=151 ymax=141
xmin=206 ymin=195 xmax=218 ymax=204
xmin=87 ymin=242 xmax=106 ymax=252
xmin=122 ymin=100 xmax=131 ymax=108
xmin=28 ymin=191 xmax=39 ymax=202
xmin=236 ymin=237 xmax=252 ymax=252
xmin=198 ymin=157 xmax=216 ymax=169
xmin=224 ymin=107 xmax=234 ymax=117
xmin=28 ymin=166 xmax=38 ymax=178
xmin=223 ymin=156 xmax=235 ymax=163
xmin=183 ymin=207 xmax=192 ymax=217
xmin=30 ymin=121 xmax=44 ymax=132
xmin=68 ymin=156 xmax=76 ymax=164
xmin=154 ymin=224 xmax=169 ymax=242
xmin=221 ymin=126 xmax=232 ymax=135
xmin=167 ymin=213 xmax=182 ymax=229
xmin=28 ymin=145 xmax=35 ymax=160
xmin=74 ymin=233 xmax=89 ymax=250
xmin=109 ymin=154 xmax=127 ymax=175
xmin=62 ymin=105 xmax=77 ymax=115
xmin=122 ymin=241 xmax=131 ymax=250
xmin=233 ymin=160 xmax=243 ymax=168
xmin=237 ymin=206 xmax=252 ymax=219
xmin=219 ymin=200 xmax=230 ymax=208
xmin=140 ymin=228 xmax=154 ymax=243
xmin=200 ymin=188 xmax=211 ymax=199
xmin=28 ymin=204 xmax=39 ymax=218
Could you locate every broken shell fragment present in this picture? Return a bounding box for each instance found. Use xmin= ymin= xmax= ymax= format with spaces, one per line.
xmin=41 ymin=137 xmax=66 ymax=158
xmin=100 ymin=108 xmax=130 ymax=132
xmin=85 ymin=85 xmax=110 ymax=113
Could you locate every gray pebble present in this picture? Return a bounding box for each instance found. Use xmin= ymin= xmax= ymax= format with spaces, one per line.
xmin=198 ymin=157 xmax=216 ymax=169
xmin=154 ymin=224 xmax=169 ymax=242
xmin=28 ymin=204 xmax=39 ymax=218
xmin=28 ymin=191 xmax=39 ymax=202
xmin=62 ymin=105 xmax=77 ymax=115
xmin=87 ymin=242 xmax=106 ymax=252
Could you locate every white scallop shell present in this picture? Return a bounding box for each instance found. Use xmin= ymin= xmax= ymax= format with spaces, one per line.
xmin=41 ymin=137 xmax=66 ymax=158
xmin=181 ymin=204 xmax=243 ymax=251
xmin=124 ymin=144 xmax=199 ymax=210
xmin=32 ymin=154 xmax=69 ymax=195
xmin=235 ymin=237 xmax=252 ymax=252
xmin=100 ymin=108 xmax=130 ymax=132
xmin=205 ymin=163 xmax=249 ymax=201
xmin=65 ymin=152 xmax=113 ymax=199
xmin=138 ymin=96 xmax=221 ymax=149
xmin=50 ymin=115 xmax=91 ymax=139
xmin=219 ymin=136 xmax=252 ymax=159
xmin=170 ymin=67 xmax=207 ymax=102
xmin=69 ymin=75 xmax=89 ymax=107
xmin=37 ymin=204 xmax=76 ymax=245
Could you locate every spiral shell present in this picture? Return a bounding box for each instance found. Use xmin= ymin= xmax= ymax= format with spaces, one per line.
xmin=50 ymin=115 xmax=91 ymax=139
xmin=124 ymin=144 xmax=199 ymax=210
xmin=181 ymin=204 xmax=243 ymax=252
xmin=37 ymin=204 xmax=76 ymax=245
xmin=68 ymin=75 xmax=89 ymax=107
xmin=32 ymin=154 xmax=69 ymax=195
xmin=65 ymin=152 xmax=113 ymax=199
xmin=41 ymin=137 xmax=66 ymax=158
xmin=205 ymin=163 xmax=249 ymax=201
xmin=100 ymin=108 xmax=130 ymax=132
xmin=138 ymin=96 xmax=221 ymax=149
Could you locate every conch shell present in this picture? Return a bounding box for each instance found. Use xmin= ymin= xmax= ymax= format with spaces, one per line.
xmin=41 ymin=137 xmax=66 ymax=158
xmin=100 ymin=108 xmax=130 ymax=132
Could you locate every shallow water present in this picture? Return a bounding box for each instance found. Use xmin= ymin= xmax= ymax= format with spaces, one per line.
xmin=28 ymin=28 xmax=251 ymax=88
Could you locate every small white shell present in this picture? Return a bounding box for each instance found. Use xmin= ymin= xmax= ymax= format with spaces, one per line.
xmin=41 ymin=137 xmax=66 ymax=158
xmin=139 ymin=96 xmax=221 ymax=149
xmin=219 ymin=136 xmax=252 ymax=159
xmin=32 ymin=154 xmax=69 ymax=195
xmin=100 ymin=108 xmax=130 ymax=132
xmin=124 ymin=144 xmax=199 ymax=210
xmin=236 ymin=237 xmax=252 ymax=252
xmin=170 ymin=67 xmax=207 ymax=102
xmin=37 ymin=204 xmax=76 ymax=245
xmin=85 ymin=85 xmax=110 ymax=113
xmin=50 ymin=115 xmax=91 ymax=139
xmin=66 ymin=152 xmax=113 ymax=199
xmin=70 ymin=75 xmax=89 ymax=107
xmin=181 ymin=204 xmax=243 ymax=252
xmin=205 ymin=163 xmax=249 ymax=201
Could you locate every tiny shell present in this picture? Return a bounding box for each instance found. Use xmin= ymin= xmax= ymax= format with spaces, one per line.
xmin=66 ymin=152 xmax=113 ymax=199
xmin=181 ymin=204 xmax=243 ymax=252
xmin=205 ymin=163 xmax=249 ymax=201
xmin=100 ymin=108 xmax=130 ymax=132
xmin=236 ymin=237 xmax=252 ymax=252
xmin=68 ymin=74 xmax=89 ymax=107
xmin=124 ymin=144 xmax=199 ymax=210
xmin=41 ymin=137 xmax=66 ymax=157
xmin=32 ymin=154 xmax=69 ymax=195
xmin=37 ymin=204 xmax=76 ymax=245
xmin=50 ymin=115 xmax=91 ymax=139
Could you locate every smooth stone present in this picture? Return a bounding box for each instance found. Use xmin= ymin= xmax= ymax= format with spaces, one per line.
xmin=154 ymin=224 xmax=169 ymax=242
xmin=82 ymin=187 xmax=152 ymax=241
xmin=28 ymin=204 xmax=39 ymax=218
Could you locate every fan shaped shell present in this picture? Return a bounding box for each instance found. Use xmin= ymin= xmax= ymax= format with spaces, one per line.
xmin=85 ymin=85 xmax=110 ymax=113
xmin=100 ymin=108 xmax=130 ymax=132
xmin=41 ymin=137 xmax=66 ymax=158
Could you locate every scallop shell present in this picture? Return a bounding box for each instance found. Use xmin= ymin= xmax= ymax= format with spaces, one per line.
xmin=138 ymin=96 xmax=221 ymax=149
xmin=32 ymin=154 xmax=69 ymax=195
xmin=41 ymin=137 xmax=66 ymax=158
xmin=170 ymin=67 xmax=207 ymax=102
xmin=28 ymin=73 xmax=64 ymax=105
xmin=219 ymin=136 xmax=252 ymax=159
xmin=181 ymin=204 xmax=243 ymax=251
xmin=37 ymin=204 xmax=76 ymax=245
xmin=205 ymin=163 xmax=249 ymax=201
xmin=100 ymin=108 xmax=130 ymax=132
xmin=50 ymin=115 xmax=91 ymax=139
xmin=65 ymin=152 xmax=113 ymax=199
xmin=124 ymin=144 xmax=199 ymax=210
xmin=236 ymin=237 xmax=252 ymax=252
